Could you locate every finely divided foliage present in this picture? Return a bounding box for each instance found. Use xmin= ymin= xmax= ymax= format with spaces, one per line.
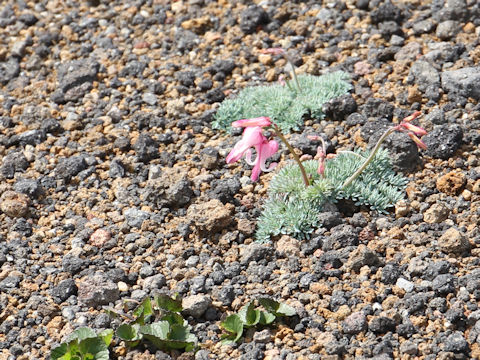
xmin=213 ymin=72 xmax=352 ymax=133
xmin=256 ymin=149 xmax=408 ymax=242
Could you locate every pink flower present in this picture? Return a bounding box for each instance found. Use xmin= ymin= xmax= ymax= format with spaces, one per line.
xmin=396 ymin=112 xmax=428 ymax=150
xmin=408 ymin=132 xmax=427 ymax=150
xmin=226 ymin=126 xmax=279 ymax=181
xmin=231 ymin=116 xmax=272 ymax=128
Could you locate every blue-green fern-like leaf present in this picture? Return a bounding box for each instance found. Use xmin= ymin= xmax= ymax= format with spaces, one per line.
xmin=212 ymin=72 xmax=352 ymax=133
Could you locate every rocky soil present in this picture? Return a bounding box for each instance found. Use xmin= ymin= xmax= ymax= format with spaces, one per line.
xmin=1 ymin=0 xmax=480 ymax=359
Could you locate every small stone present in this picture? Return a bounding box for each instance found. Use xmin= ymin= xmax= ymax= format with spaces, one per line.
xmin=444 ymin=331 xmax=469 ymax=353
xmin=51 ymin=279 xmax=78 ymax=303
xmin=409 ymin=60 xmax=440 ymax=92
xmin=240 ymin=243 xmax=274 ymax=265
xmin=276 ymin=235 xmax=301 ymax=257
xmin=0 ymin=191 xmax=30 ymax=218
xmin=117 ymin=281 xmax=128 ymax=292
xmin=186 ymin=199 xmax=233 ymax=233
xmin=182 ymin=294 xmax=211 ymax=318
xmin=436 ymin=171 xmax=466 ymax=195
xmin=345 ymin=244 xmax=381 ymax=272
xmin=124 ymin=208 xmax=150 ymax=228
xmin=89 ymin=229 xmax=111 ymax=247
xmin=240 ymin=5 xmax=269 ymax=34
xmin=368 ymin=316 xmax=396 ymax=334
xmin=432 ymin=273 xmax=456 ymax=295
xmin=253 ymin=329 xmax=273 ymax=343
xmin=396 ymin=278 xmax=414 ymax=292
xmin=438 ymin=227 xmax=470 ymax=255
xmin=142 ymin=92 xmax=157 ymax=105
xmin=400 ymin=340 xmax=418 ymax=355
xmin=342 ymin=311 xmax=367 ymax=334
xmin=441 ymin=66 xmax=480 ymax=100
xmin=395 ymin=200 xmax=410 ymax=217
xmin=423 ymin=203 xmax=449 ymax=223
xmin=77 ymin=272 xmax=120 ymax=307
xmin=436 ymin=20 xmax=460 ymax=40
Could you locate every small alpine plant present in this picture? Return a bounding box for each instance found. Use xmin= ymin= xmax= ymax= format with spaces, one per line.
xmin=225 ymin=112 xmax=428 ymax=242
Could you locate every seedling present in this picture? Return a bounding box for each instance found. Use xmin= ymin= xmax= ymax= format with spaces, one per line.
xmin=220 ymin=298 xmax=296 ymax=345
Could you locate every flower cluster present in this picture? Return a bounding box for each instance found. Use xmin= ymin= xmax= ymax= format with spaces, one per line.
xmin=226 ymin=117 xmax=279 ymax=181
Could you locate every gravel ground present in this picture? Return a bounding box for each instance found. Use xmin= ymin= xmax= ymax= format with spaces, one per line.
xmin=1 ymin=0 xmax=480 ymax=359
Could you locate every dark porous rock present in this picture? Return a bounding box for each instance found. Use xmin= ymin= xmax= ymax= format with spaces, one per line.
xmin=342 ymin=311 xmax=367 ymax=334
xmin=444 ymin=331 xmax=469 ymax=353
xmin=19 ymin=13 xmax=38 ymax=26
xmin=436 ymin=20 xmax=461 ymax=40
xmin=51 ymin=279 xmax=78 ymax=303
xmin=381 ymin=131 xmax=420 ymax=172
xmin=142 ymin=273 xmax=167 ymax=292
xmin=133 ymin=133 xmax=159 ymax=163
xmin=0 ymin=275 xmax=22 ymax=291
xmin=214 ymin=284 xmax=235 ymax=306
xmin=205 ymin=88 xmax=225 ymax=104
xmin=200 ymin=147 xmax=219 ymax=170
xmin=11 ymin=218 xmax=32 ymax=236
xmin=0 ymin=57 xmax=20 ymax=85
xmin=62 ymin=255 xmax=87 ymax=275
xmin=434 ymin=0 xmax=468 ymax=22
xmin=239 ymin=5 xmax=270 ymax=34
xmin=241 ymin=243 xmax=274 ymax=265
xmin=210 ymin=59 xmax=236 ymax=75
xmin=423 ymin=124 xmax=462 ymax=159
xmin=368 ymin=316 xmax=397 ymax=334
xmin=176 ymin=71 xmax=196 ymax=87
xmin=7 ymin=129 xmax=46 ymax=147
xmin=52 ymin=59 xmax=100 ymax=103
xmin=124 ymin=208 xmax=150 ymax=228
xmin=370 ymin=0 xmax=404 ymax=24
xmin=345 ymin=244 xmax=381 ymax=272
xmin=289 ymin=133 xmax=333 ymax=157
xmin=322 ymin=224 xmax=358 ymax=251
xmin=432 ymin=273 xmax=456 ymax=296
xmin=424 ymin=42 xmax=465 ymax=68
xmin=322 ymin=94 xmax=357 ymax=121
xmin=409 ymin=60 xmax=440 ymax=93
xmin=345 ymin=112 xmax=367 ymax=126
xmin=0 ymin=151 xmax=29 ymax=179
xmin=56 ymin=155 xmax=88 ymax=181
xmin=13 ymin=179 xmax=43 ymax=199
xmin=441 ymin=66 xmax=480 ymax=101
xmin=78 ymin=272 xmax=120 ymax=307
xmin=207 ymin=176 xmax=241 ymax=203
xmin=412 ymin=19 xmax=435 ymax=35
xmin=119 ymin=60 xmax=146 ymax=78
xmin=361 ymin=97 xmax=395 ymax=120
xmin=381 ymin=262 xmax=402 ymax=284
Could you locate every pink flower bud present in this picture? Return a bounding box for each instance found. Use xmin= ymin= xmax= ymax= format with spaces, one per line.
xmin=408 ymin=132 xmax=427 ymax=150
xmin=231 ymin=116 xmax=272 ymax=128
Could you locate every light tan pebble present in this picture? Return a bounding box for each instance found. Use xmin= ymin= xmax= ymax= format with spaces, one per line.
xmin=423 ymin=202 xmax=449 ymax=223
xmin=436 ymin=171 xmax=466 ymax=195
xmin=438 ymin=227 xmax=470 ymax=255
xmin=276 ymin=235 xmax=301 ymax=257
xmin=117 ymin=281 xmax=128 ymax=292
xmin=395 ymin=199 xmax=410 ymax=218
xmin=0 ymin=191 xmax=30 ymax=218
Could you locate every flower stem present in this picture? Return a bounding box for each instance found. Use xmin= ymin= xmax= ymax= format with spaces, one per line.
xmin=272 ymin=124 xmax=310 ymax=187
xmin=283 ymin=53 xmax=301 ymax=92
xmin=341 ymin=127 xmax=396 ymax=189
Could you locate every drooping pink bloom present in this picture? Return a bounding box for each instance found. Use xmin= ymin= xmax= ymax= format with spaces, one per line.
xmin=231 ymin=116 xmax=272 ymax=128
xmin=396 ymin=112 xmax=428 ymax=150
xmin=408 ymin=132 xmax=427 ymax=150
xmin=400 ymin=122 xmax=427 ymax=136
xmin=226 ymin=126 xmax=279 ymax=181
xmin=245 ymin=139 xmax=279 ymax=181
xmin=226 ymin=126 xmax=265 ymax=163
